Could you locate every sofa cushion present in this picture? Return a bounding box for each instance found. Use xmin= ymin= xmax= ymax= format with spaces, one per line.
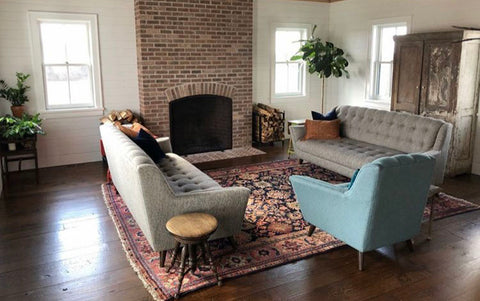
xmin=336 ymin=106 xmax=444 ymax=153
xmin=296 ymin=138 xmax=403 ymax=169
xmin=303 ymin=119 xmax=340 ymax=140
xmin=312 ymin=108 xmax=337 ymax=120
xmin=157 ymin=153 xmax=221 ymax=194
xmin=132 ymin=129 xmax=166 ymax=163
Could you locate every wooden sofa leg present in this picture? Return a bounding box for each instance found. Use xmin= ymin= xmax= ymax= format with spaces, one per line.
xmin=159 ymin=250 xmax=167 ymax=267
xmin=406 ymin=239 xmax=414 ymax=252
xmin=228 ymin=236 xmax=238 ymax=249
xmin=298 ymin=159 xmax=304 ymax=164
xmin=358 ymin=252 xmax=364 ymax=271
xmin=307 ymin=225 xmax=316 ymax=237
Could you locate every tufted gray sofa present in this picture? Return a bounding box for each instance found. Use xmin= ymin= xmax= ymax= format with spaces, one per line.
xmin=290 ymin=105 xmax=452 ymax=185
xmin=100 ymin=124 xmax=250 ymax=256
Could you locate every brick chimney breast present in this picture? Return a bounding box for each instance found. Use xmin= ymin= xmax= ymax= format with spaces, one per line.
xmin=134 ymin=0 xmax=253 ymax=148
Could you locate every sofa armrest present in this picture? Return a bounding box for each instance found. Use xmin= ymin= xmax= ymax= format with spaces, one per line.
xmin=156 ymin=137 xmax=173 ymax=153
xmin=289 ymin=125 xmax=305 ymax=143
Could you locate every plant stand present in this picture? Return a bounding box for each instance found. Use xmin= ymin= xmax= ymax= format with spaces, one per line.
xmin=0 ymin=135 xmax=39 ymax=199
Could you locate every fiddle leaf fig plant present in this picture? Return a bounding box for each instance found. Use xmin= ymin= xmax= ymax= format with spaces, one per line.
xmin=291 ymin=25 xmax=349 ymax=113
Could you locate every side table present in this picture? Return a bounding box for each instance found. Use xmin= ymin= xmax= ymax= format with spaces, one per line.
xmin=287 ymin=119 xmax=306 ymax=158
xmin=0 ymin=135 xmax=39 ymax=198
xmin=166 ymin=212 xmax=222 ymax=299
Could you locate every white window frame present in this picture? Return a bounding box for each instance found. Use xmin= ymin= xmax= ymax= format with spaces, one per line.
xmin=28 ymin=11 xmax=104 ymax=117
xmin=271 ymin=23 xmax=310 ymax=103
xmin=366 ymin=17 xmax=411 ymax=107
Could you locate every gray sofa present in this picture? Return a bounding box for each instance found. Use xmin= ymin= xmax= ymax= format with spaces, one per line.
xmin=100 ymin=124 xmax=250 ymax=260
xmin=290 ymin=106 xmax=452 ymax=185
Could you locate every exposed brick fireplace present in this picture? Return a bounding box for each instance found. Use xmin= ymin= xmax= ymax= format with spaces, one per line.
xmin=134 ymin=0 xmax=253 ymax=149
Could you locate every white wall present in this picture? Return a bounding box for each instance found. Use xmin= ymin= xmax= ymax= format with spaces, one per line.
xmin=0 ymin=0 xmax=139 ymax=169
xmin=253 ymin=0 xmax=330 ymax=125
xmin=328 ymin=0 xmax=480 ymax=175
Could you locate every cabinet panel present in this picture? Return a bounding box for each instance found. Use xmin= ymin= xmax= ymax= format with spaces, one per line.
xmin=420 ymin=40 xmax=461 ymax=115
xmin=391 ymin=41 xmax=424 ymax=114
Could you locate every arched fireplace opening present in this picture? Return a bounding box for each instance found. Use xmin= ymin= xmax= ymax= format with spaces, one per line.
xmin=169 ymin=94 xmax=232 ymax=155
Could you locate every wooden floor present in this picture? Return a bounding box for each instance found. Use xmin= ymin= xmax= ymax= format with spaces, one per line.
xmin=1 ymin=142 xmax=480 ymax=300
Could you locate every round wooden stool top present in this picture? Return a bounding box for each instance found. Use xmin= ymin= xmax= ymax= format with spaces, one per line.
xmin=166 ymin=213 xmax=218 ymax=239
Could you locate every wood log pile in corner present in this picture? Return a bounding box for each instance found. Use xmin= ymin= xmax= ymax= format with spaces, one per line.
xmin=100 ymin=109 xmax=141 ymax=125
xmin=252 ymin=103 xmax=285 ymax=144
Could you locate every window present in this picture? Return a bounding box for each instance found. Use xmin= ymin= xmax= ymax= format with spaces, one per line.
xmin=29 ymin=12 xmax=102 ymax=113
xmin=273 ymin=26 xmax=308 ymax=98
xmin=369 ymin=22 xmax=408 ymax=101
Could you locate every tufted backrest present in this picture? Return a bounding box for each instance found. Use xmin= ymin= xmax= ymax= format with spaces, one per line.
xmin=336 ymin=106 xmax=445 ymax=153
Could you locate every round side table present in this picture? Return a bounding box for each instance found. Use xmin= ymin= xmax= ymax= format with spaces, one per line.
xmin=166 ymin=212 xmax=222 ymax=299
xmin=287 ymin=119 xmax=306 ymax=158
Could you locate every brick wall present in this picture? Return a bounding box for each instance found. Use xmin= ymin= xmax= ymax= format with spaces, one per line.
xmin=134 ymin=0 xmax=253 ymax=148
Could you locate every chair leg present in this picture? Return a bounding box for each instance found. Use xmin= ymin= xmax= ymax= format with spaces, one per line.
xmin=159 ymin=250 xmax=167 ymax=267
xmin=307 ymin=225 xmax=316 ymax=237
xmin=406 ymin=239 xmax=414 ymax=252
xmin=358 ymin=252 xmax=364 ymax=271
xmin=228 ymin=236 xmax=238 ymax=249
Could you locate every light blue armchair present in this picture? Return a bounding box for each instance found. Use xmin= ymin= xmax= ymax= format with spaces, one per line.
xmin=290 ymin=154 xmax=435 ymax=270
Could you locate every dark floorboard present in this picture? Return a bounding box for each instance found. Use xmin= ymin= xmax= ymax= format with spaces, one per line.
xmin=1 ymin=142 xmax=480 ymax=300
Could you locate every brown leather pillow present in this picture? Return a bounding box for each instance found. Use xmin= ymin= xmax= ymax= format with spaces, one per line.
xmin=302 ymin=119 xmax=341 ymax=140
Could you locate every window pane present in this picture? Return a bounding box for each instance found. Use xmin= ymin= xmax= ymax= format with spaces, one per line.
xmin=69 ymin=66 xmax=93 ymax=105
xmin=275 ymin=63 xmax=288 ymax=94
xmin=396 ymin=25 xmax=407 ymax=36
xmin=287 ymin=63 xmax=300 ymax=93
xmin=275 ymin=29 xmax=304 ymax=62
xmin=378 ymin=63 xmax=392 ymax=98
xmin=40 ymin=23 xmax=67 ymax=64
xmin=40 ymin=22 xmax=91 ymax=64
xmin=45 ymin=66 xmax=69 ymax=106
xmin=380 ymin=26 xmax=396 ymax=61
xmin=65 ymin=24 xmax=91 ymax=64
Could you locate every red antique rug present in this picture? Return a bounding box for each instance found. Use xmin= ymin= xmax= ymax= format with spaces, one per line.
xmin=102 ymin=159 xmax=480 ymax=300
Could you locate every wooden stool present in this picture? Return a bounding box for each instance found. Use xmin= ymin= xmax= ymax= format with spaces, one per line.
xmin=166 ymin=213 xmax=222 ymax=299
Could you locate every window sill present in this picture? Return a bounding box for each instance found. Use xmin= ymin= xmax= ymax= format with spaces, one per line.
xmin=40 ymin=108 xmax=105 ymax=119
xmin=272 ymin=95 xmax=308 ymax=104
xmin=364 ymin=99 xmax=390 ymax=111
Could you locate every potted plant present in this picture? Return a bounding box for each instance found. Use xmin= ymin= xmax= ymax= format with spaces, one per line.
xmin=0 ymin=72 xmax=31 ymax=117
xmin=291 ymin=25 xmax=349 ymax=113
xmin=0 ymin=113 xmax=45 ymax=151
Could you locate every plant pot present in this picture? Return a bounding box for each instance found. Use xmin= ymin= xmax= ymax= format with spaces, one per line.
xmin=8 ymin=142 xmax=16 ymax=151
xmin=11 ymin=105 xmax=25 ymax=118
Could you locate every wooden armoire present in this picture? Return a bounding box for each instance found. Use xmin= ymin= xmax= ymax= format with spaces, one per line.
xmin=391 ymin=30 xmax=480 ymax=176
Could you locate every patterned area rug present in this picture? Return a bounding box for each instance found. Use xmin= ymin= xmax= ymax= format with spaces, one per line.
xmin=182 ymin=147 xmax=265 ymax=164
xmin=102 ymin=159 xmax=480 ymax=300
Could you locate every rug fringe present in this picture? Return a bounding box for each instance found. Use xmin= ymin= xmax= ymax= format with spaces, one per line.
xmin=101 ymin=184 xmax=167 ymax=301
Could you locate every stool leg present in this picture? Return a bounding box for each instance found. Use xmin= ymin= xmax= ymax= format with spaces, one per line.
xmin=188 ymin=244 xmax=197 ymax=273
xmin=199 ymin=243 xmax=207 ymax=265
xmin=204 ymin=241 xmax=221 ymax=286
xmin=175 ymin=245 xmax=188 ymax=299
xmin=167 ymin=242 xmax=180 ymax=273
xmin=159 ymin=250 xmax=167 ymax=268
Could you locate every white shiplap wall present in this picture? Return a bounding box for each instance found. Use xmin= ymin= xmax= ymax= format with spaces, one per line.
xmin=0 ymin=0 xmax=140 ymax=170
xmin=253 ymin=0 xmax=330 ymax=125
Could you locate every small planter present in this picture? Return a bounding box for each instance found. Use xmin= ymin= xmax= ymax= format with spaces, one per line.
xmin=7 ymin=142 xmax=16 ymax=151
xmin=10 ymin=105 xmax=25 ymax=118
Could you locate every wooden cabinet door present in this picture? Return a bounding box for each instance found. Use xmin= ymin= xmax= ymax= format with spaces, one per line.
xmin=391 ymin=40 xmax=424 ymax=114
xmin=420 ymin=40 xmax=461 ymax=118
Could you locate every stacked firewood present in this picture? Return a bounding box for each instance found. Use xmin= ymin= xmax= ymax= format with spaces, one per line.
xmin=252 ymin=103 xmax=285 ymax=144
xmin=99 ymin=109 xmax=141 ymax=125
